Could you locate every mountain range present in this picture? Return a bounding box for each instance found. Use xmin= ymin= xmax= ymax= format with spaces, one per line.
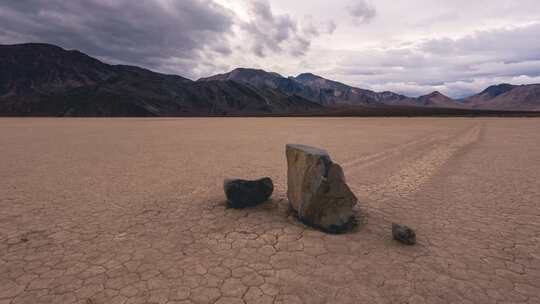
xmin=1 ymin=43 xmax=539 ymax=116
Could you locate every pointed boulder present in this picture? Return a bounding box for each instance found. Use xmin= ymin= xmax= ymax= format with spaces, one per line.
xmin=286 ymin=144 xmax=358 ymax=233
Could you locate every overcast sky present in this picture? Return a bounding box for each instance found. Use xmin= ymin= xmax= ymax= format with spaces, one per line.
xmin=1 ymin=0 xmax=540 ymax=97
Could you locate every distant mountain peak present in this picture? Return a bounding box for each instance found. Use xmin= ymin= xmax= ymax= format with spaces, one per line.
xmin=198 ymin=67 xmax=284 ymax=82
xmin=0 ymin=43 xmax=321 ymax=116
xmin=3 ymin=43 xmax=540 ymax=115
xmin=415 ymin=90 xmax=463 ymax=108
xmin=3 ymin=42 xmax=66 ymax=50
xmin=425 ymin=91 xmax=446 ymax=97
xmin=230 ymin=67 xmax=280 ymax=76
xmin=295 ymin=73 xmax=323 ymax=81
xmin=479 ymin=83 xmax=516 ymax=97
xmin=418 ymin=91 xmax=451 ymax=100
xmin=464 ymin=83 xmax=540 ymax=110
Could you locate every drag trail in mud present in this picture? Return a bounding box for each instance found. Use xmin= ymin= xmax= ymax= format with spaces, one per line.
xmin=1 ymin=118 xmax=539 ymax=304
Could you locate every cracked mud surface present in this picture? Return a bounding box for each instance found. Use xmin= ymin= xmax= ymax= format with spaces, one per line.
xmin=1 ymin=118 xmax=539 ymax=304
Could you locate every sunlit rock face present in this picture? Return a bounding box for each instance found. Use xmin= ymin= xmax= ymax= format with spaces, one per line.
xmin=286 ymin=144 xmax=357 ymax=233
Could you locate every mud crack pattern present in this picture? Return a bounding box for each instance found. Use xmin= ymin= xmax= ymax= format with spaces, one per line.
xmin=1 ymin=118 xmax=539 ymax=303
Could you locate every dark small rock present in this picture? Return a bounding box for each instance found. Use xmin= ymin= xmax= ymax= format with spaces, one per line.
xmin=224 ymin=177 xmax=274 ymax=208
xmin=392 ymin=223 xmax=416 ymax=245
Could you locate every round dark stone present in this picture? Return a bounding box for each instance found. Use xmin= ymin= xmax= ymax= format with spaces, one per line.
xmin=392 ymin=223 xmax=416 ymax=245
xmin=224 ymin=177 xmax=274 ymax=208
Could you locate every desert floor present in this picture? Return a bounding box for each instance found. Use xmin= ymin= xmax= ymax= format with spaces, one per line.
xmin=1 ymin=118 xmax=539 ymax=304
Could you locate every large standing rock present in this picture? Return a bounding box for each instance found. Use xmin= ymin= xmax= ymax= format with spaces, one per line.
xmin=286 ymin=144 xmax=358 ymax=233
xmin=224 ymin=177 xmax=274 ymax=209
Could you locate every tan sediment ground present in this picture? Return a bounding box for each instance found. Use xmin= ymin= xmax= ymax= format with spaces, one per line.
xmin=1 ymin=117 xmax=539 ymax=304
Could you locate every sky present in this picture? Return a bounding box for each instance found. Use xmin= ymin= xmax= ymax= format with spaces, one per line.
xmin=1 ymin=0 xmax=540 ymax=98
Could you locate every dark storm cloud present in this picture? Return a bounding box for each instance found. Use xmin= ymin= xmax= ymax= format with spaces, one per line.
xmin=244 ymin=0 xmax=297 ymax=56
xmin=0 ymin=0 xmax=235 ymax=77
xmin=241 ymin=0 xmax=332 ymax=58
xmin=348 ymin=0 xmax=376 ymax=24
xmin=0 ymin=0 xmax=335 ymax=77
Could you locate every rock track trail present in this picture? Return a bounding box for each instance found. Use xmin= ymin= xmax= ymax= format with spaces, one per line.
xmin=1 ymin=118 xmax=539 ymax=304
xmin=345 ymin=123 xmax=483 ymax=211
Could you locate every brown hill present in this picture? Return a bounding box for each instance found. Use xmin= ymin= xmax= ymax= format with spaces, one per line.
xmin=200 ymin=69 xmax=410 ymax=106
xmin=0 ymin=44 xmax=321 ymax=116
xmin=415 ymin=91 xmax=465 ymax=108
xmin=464 ymin=84 xmax=540 ymax=111
xmin=292 ymin=73 xmax=408 ymax=105
xmin=1 ymin=43 xmax=538 ymax=116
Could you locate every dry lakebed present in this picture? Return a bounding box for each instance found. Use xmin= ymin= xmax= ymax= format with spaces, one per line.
xmin=1 ymin=117 xmax=539 ymax=304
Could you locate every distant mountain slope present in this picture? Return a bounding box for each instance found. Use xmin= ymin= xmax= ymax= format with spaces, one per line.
xmin=1 ymin=43 xmax=538 ymax=116
xmin=199 ymin=68 xmax=312 ymax=103
xmin=291 ymin=73 xmax=408 ymax=105
xmin=199 ymin=68 xmax=285 ymax=86
xmin=0 ymin=44 xmax=321 ymax=116
xmin=200 ymin=68 xmax=409 ymax=106
xmin=415 ymin=91 xmax=465 ymax=108
xmin=464 ymin=84 xmax=540 ymax=111
xmin=0 ymin=43 xmax=120 ymax=96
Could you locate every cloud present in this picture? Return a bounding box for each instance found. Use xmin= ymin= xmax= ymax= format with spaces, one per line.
xmin=238 ymin=0 xmax=334 ymax=58
xmin=0 ymin=0 xmax=236 ymax=78
xmin=309 ymin=22 xmax=540 ymax=98
xmin=242 ymin=0 xmax=297 ymax=56
xmin=419 ymin=22 xmax=540 ymax=63
xmin=0 ymin=0 xmax=336 ymax=78
xmin=1 ymin=0 xmax=539 ymax=97
xmin=348 ymin=0 xmax=376 ymax=24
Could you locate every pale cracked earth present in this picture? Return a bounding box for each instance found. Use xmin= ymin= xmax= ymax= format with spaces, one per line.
xmin=1 ymin=118 xmax=540 ymax=304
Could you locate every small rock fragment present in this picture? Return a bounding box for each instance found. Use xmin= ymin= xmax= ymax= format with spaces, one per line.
xmin=224 ymin=177 xmax=274 ymax=208
xmin=392 ymin=223 xmax=416 ymax=245
xmin=286 ymin=144 xmax=358 ymax=233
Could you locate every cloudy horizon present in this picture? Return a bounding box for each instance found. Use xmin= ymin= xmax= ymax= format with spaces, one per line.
xmin=1 ymin=0 xmax=540 ymax=98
